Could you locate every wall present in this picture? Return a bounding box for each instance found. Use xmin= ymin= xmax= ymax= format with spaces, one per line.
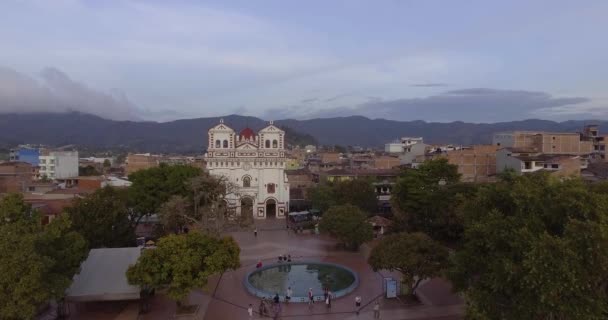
xmin=373 ymin=155 xmax=401 ymax=170
xmin=447 ymin=145 xmax=498 ymax=182
xmin=496 ymin=149 xmax=523 ymax=174
xmin=52 ymin=151 xmax=79 ymax=179
xmin=126 ymin=154 xmax=160 ymax=176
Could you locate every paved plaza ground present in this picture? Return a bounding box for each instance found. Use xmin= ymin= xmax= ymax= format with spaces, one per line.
xmin=65 ymin=219 xmax=464 ymax=320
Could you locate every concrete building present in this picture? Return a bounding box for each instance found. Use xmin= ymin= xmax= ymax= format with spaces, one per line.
xmin=304 ymin=145 xmax=317 ymax=153
xmin=446 ymin=145 xmax=498 ymax=183
xmin=0 ymin=161 xmax=36 ymax=193
xmin=39 ymin=150 xmax=79 ymax=180
xmin=373 ymin=155 xmax=401 ymax=170
xmin=204 ymin=120 xmax=290 ymax=219
xmin=496 ymin=148 xmax=583 ymax=177
xmin=400 ymin=142 xmax=430 ymax=165
xmin=9 ymin=146 xmax=40 ymax=166
xmin=493 ymin=131 xmax=593 ymax=155
xmin=319 ymin=151 xmax=342 ymax=164
xmin=125 ymin=153 xmax=161 ymax=176
xmin=582 ymin=125 xmax=608 ymax=161
xmin=384 ymin=137 xmax=424 ymax=153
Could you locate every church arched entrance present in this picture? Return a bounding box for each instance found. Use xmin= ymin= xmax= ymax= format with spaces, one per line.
xmin=241 ymin=197 xmax=254 ymax=221
xmin=265 ymin=199 xmax=277 ymax=219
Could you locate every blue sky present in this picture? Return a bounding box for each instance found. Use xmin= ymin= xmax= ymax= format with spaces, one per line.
xmin=0 ymin=0 xmax=606 ymax=122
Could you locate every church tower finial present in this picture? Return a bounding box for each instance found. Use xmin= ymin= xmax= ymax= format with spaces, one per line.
xmin=269 ymin=120 xmax=274 ymax=125
xmin=220 ymin=118 xmax=224 ymax=124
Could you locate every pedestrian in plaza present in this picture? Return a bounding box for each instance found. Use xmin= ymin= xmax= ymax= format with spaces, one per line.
xmin=355 ymin=296 xmax=362 ymax=315
xmin=247 ymin=304 xmax=253 ymax=319
xmin=287 ymin=254 xmax=292 ymax=262
xmin=323 ymin=287 xmax=328 ymax=302
xmin=373 ymin=300 xmax=380 ymax=319
xmin=256 ymin=260 xmax=263 ymax=268
xmin=254 ymin=227 xmax=258 ymax=237
xmin=325 ymin=290 xmax=333 ymax=309
xmin=274 ymin=293 xmax=280 ymax=304
xmin=285 ymin=286 xmax=293 ymax=304
xmin=259 ymin=298 xmax=267 ymax=317
xmin=308 ymin=288 xmax=314 ymax=309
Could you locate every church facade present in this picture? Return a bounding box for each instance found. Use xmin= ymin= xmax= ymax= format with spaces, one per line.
xmin=204 ymin=119 xmax=290 ymax=219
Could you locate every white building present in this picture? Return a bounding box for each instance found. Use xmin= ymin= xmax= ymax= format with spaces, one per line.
xmin=39 ymin=151 xmax=79 ymax=180
xmin=204 ymin=120 xmax=290 ymax=219
xmin=385 ymin=137 xmax=424 ymax=153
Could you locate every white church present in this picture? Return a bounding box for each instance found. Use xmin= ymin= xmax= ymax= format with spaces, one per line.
xmin=204 ymin=119 xmax=290 ymax=219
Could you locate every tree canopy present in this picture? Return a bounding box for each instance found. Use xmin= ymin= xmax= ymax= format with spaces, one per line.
xmin=66 ymin=186 xmax=135 ymax=248
xmin=128 ymin=164 xmax=203 ymax=216
xmin=309 ymin=179 xmax=378 ymax=214
xmin=369 ymin=232 xmax=449 ymax=295
xmin=0 ymin=194 xmax=87 ymax=319
xmin=391 ymin=158 xmax=474 ymax=242
xmin=127 ymin=232 xmax=240 ymax=303
xmin=318 ymin=204 xmax=373 ymax=250
xmin=449 ymin=173 xmax=608 ymax=319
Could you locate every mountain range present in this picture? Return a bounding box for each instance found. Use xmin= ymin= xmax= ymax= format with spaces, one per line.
xmin=0 ymin=112 xmax=605 ymax=154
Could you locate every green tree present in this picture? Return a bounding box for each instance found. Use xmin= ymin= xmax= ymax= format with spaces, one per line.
xmin=0 ymin=194 xmax=87 ymax=319
xmin=309 ymin=179 xmax=377 ymax=214
xmin=126 ymin=232 xmax=240 ymax=305
xmin=103 ymin=158 xmax=112 ymax=168
xmin=128 ymin=164 xmax=202 ymax=216
xmin=66 ymin=186 xmax=135 ymax=248
xmin=158 ymin=195 xmax=190 ymax=234
xmin=319 ymin=204 xmax=373 ymax=250
xmin=308 ymin=184 xmax=336 ymax=212
xmin=449 ymin=173 xmax=608 ymax=319
xmin=391 ymin=158 xmax=473 ymax=242
xmin=369 ymin=232 xmax=449 ymax=295
xmin=334 ymin=179 xmax=378 ymax=214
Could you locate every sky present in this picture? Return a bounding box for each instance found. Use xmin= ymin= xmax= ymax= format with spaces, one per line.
xmin=0 ymin=0 xmax=607 ymax=122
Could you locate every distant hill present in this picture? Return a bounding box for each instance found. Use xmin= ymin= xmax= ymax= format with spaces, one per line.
xmin=0 ymin=112 xmax=604 ymax=153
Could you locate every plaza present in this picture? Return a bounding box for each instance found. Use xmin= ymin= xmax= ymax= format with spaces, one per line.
xmin=64 ymin=219 xmax=463 ymax=320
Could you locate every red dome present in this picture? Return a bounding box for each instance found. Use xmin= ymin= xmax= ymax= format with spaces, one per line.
xmin=239 ymin=127 xmax=256 ymax=139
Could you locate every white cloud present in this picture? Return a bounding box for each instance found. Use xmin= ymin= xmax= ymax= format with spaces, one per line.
xmin=0 ymin=66 xmax=160 ymax=121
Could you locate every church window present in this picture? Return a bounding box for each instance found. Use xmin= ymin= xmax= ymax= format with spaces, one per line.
xmin=273 ymin=140 xmax=278 ymax=148
xmin=265 ymin=140 xmax=270 ymax=148
xmin=243 ymin=176 xmax=251 ymax=187
xmin=223 ymin=140 xmax=228 ymax=148
xmin=215 ymin=140 xmax=221 ymax=148
xmin=267 ymin=183 xmax=275 ymax=194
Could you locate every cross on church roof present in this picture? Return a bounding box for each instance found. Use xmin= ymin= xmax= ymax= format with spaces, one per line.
xmin=269 ymin=120 xmax=274 ymax=125
xmin=220 ymin=118 xmax=224 ymax=124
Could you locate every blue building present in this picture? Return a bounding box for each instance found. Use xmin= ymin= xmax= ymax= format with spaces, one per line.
xmin=9 ymin=147 xmax=40 ymax=166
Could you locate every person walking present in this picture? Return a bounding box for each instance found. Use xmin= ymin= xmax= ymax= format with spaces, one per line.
xmin=308 ymin=288 xmax=314 ymax=310
xmin=373 ymin=301 xmax=380 ymax=319
xmin=254 ymin=227 xmax=258 ymax=237
xmin=259 ymin=298 xmax=267 ymax=317
xmin=355 ymin=296 xmax=361 ymax=315
xmin=274 ymin=293 xmax=280 ymax=304
xmin=247 ymin=304 xmax=253 ymax=319
xmin=285 ymin=287 xmax=293 ymax=304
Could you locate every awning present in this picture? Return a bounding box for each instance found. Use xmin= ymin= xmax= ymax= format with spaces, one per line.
xmin=66 ymin=247 xmax=142 ymax=302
